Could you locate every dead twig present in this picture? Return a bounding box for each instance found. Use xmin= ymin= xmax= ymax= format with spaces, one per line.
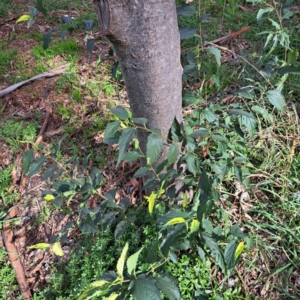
xmin=34 ymin=111 xmax=51 ymax=145
xmin=203 ymin=26 xmax=252 ymax=47
xmin=0 ymin=64 xmax=72 ymax=98
xmin=2 ymin=206 xmax=32 ymax=300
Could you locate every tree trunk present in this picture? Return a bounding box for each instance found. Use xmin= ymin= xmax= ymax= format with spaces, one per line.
xmin=93 ymin=0 xmax=182 ymax=166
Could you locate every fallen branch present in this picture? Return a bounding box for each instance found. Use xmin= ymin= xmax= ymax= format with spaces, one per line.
xmin=0 ymin=64 xmax=71 ymax=98
xmin=204 ymin=26 xmax=251 ymax=46
xmin=2 ymin=206 xmax=32 ymax=299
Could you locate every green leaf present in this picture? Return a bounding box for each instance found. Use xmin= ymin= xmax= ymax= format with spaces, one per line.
xmin=180 ymin=27 xmax=197 ymax=40
xmin=102 ymin=211 xmax=116 ymax=230
xmin=114 ymin=220 xmax=127 ymax=239
xmin=52 ymin=196 xmax=63 ymax=208
xmin=234 ymin=157 xmax=246 ymax=163
xmin=28 ymin=243 xmax=50 ymax=249
xmin=132 ymin=117 xmax=148 ymax=125
xmin=111 ymin=106 xmax=129 ymax=120
xmin=117 ymin=127 xmax=136 ymax=165
xmin=117 ymin=242 xmax=129 ymax=277
xmin=161 ymin=224 xmax=186 ymax=255
xmin=87 ymin=39 xmax=95 ymax=54
xmin=224 ymin=241 xmax=237 ymax=269
xmin=53 ymin=180 xmax=74 ymax=193
xmin=42 ymin=164 xmax=57 ymax=181
xmin=22 ymin=149 xmax=34 ymax=175
xmin=80 ymin=183 xmax=94 ymax=193
xmin=132 ymin=276 xmax=163 ymax=300
xmin=188 ymin=128 xmax=209 ymax=138
xmin=202 ymin=108 xmax=217 ymax=123
xmin=212 ymin=133 xmax=226 ymax=142
xmin=234 ymin=87 xmax=255 ymax=100
xmin=199 ymin=170 xmax=212 ymax=194
xmin=182 ymin=93 xmax=200 ymax=107
xmin=83 ymin=20 xmax=94 ymax=30
xmin=177 ymin=4 xmax=197 ymax=16
xmin=78 ymin=280 xmax=109 ymax=300
xmin=165 ymin=217 xmax=186 ymax=226
xmin=127 ymin=247 xmax=144 ymax=275
xmin=231 ymin=225 xmax=247 ymax=238
xmin=266 ymin=90 xmax=286 ymax=111
xmin=146 ymin=133 xmax=163 ymax=164
xmin=43 ymin=30 xmax=52 ymax=50
xmin=207 ymin=46 xmax=221 ymax=67
xmin=124 ymin=151 xmax=141 ymax=162
xmin=183 ymin=152 xmax=198 ymax=176
xmin=228 ymin=109 xmax=254 ymax=118
xmin=80 ymin=215 xmax=100 ymax=233
xmin=155 ymin=274 xmax=180 ymax=300
xmin=28 ymin=156 xmax=46 ymax=177
xmin=156 ymin=211 xmax=189 ymax=225
xmin=104 ymin=121 xmax=120 ymax=140
xmin=36 ymin=0 xmax=48 ymax=17
xmin=235 ymin=241 xmax=244 ymax=259
xmin=16 ymin=15 xmax=31 ymax=23
xmin=167 ymin=144 xmax=180 ymax=166
xmin=133 ymin=167 xmax=150 ymax=178
xmin=146 ymin=240 xmax=159 ymax=263
xmin=257 ymin=7 xmax=273 ymax=23
xmin=168 ymin=117 xmax=183 ymax=143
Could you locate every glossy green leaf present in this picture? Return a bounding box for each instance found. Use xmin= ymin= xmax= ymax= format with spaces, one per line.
xmin=146 ymin=133 xmax=163 ymax=164
xmin=132 ymin=276 xmax=163 ymax=300
xmin=111 ymin=106 xmax=129 ymax=120
xmin=80 ymin=215 xmax=99 ymax=233
xmin=42 ymin=164 xmax=57 ymax=181
xmin=117 ymin=127 xmax=136 ymax=165
xmin=87 ymin=39 xmax=95 ymax=54
xmin=36 ymin=0 xmax=47 ymax=17
xmin=22 ymin=149 xmax=34 ymax=175
xmin=42 ymin=30 xmax=52 ymax=50
xmin=177 ymin=4 xmax=197 ymax=16
xmin=224 ymin=241 xmax=237 ymax=269
xmin=83 ymin=20 xmax=94 ymax=30
xmin=180 ymin=27 xmax=197 ymax=40
xmin=132 ymin=117 xmax=148 ymax=125
xmin=114 ymin=220 xmax=127 ymax=239
xmin=155 ymin=274 xmax=180 ymax=300
xmin=104 ymin=121 xmax=120 ymax=140
xmin=28 ymin=156 xmax=46 ymax=177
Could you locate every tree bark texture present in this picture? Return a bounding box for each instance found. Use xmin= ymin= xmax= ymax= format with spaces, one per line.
xmin=93 ymin=0 xmax=183 ymax=162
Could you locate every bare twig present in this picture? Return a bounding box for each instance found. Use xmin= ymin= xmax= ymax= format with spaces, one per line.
xmin=2 ymin=207 xmax=32 ymax=300
xmin=0 ymin=64 xmax=72 ymax=98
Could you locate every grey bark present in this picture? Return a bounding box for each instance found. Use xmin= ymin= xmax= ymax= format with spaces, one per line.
xmin=93 ymin=0 xmax=183 ymax=165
